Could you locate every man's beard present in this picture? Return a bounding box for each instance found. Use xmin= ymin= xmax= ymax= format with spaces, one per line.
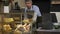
xmin=27 ymin=6 xmax=31 ymax=9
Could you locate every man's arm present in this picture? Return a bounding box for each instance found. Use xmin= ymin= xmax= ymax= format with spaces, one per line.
xmin=34 ymin=5 xmax=41 ymax=16
xmin=33 ymin=5 xmax=41 ymax=22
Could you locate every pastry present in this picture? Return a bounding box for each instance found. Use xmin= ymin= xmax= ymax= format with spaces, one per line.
xmin=3 ymin=18 xmax=14 ymax=23
xmin=3 ymin=24 xmax=12 ymax=31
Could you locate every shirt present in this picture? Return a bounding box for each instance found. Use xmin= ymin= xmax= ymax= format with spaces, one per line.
xmin=25 ymin=5 xmax=41 ymax=22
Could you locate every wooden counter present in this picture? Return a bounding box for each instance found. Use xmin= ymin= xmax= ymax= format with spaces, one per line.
xmin=33 ymin=29 xmax=60 ymax=34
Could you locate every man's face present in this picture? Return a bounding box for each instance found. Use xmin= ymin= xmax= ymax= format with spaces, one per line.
xmin=25 ymin=2 xmax=32 ymax=8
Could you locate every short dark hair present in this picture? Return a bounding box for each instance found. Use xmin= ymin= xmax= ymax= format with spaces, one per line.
xmin=25 ymin=0 xmax=32 ymax=3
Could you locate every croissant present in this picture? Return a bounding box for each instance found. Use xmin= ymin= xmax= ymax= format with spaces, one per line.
xmin=3 ymin=24 xmax=12 ymax=31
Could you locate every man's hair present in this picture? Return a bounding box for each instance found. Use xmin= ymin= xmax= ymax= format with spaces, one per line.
xmin=25 ymin=0 xmax=32 ymax=3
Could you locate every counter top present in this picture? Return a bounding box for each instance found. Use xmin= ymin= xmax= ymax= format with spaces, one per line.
xmin=37 ymin=29 xmax=60 ymax=32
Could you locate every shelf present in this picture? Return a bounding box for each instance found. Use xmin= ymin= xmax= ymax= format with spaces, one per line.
xmin=51 ymin=1 xmax=60 ymax=4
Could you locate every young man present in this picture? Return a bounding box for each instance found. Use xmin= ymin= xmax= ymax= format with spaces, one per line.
xmin=24 ymin=0 xmax=42 ymax=29
xmin=25 ymin=0 xmax=41 ymax=21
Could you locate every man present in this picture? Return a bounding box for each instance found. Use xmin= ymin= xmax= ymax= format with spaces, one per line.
xmin=24 ymin=0 xmax=42 ymax=29
xmin=25 ymin=0 xmax=41 ymax=21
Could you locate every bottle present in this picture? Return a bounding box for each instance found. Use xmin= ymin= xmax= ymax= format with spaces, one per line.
xmin=15 ymin=2 xmax=20 ymax=10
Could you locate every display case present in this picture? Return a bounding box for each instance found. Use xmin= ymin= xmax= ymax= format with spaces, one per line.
xmin=0 ymin=10 xmax=35 ymax=34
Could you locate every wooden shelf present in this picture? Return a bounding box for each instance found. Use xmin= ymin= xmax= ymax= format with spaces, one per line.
xmin=51 ymin=1 xmax=60 ymax=4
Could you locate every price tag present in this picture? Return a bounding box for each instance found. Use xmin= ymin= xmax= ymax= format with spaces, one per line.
xmin=4 ymin=6 xmax=9 ymax=13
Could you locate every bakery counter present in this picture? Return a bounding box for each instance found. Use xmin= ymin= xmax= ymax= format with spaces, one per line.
xmin=33 ymin=29 xmax=60 ymax=34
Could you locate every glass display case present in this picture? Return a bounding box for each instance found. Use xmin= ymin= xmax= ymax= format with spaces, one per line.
xmin=0 ymin=10 xmax=35 ymax=34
